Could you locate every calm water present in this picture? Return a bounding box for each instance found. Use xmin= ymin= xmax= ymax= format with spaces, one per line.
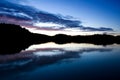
xmin=0 ymin=43 xmax=120 ymax=80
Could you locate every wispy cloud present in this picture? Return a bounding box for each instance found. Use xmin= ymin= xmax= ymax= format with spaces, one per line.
xmin=0 ymin=0 xmax=113 ymax=32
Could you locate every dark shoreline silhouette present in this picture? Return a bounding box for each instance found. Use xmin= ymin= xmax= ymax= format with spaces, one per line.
xmin=52 ymin=34 xmax=120 ymax=45
xmin=0 ymin=23 xmax=120 ymax=54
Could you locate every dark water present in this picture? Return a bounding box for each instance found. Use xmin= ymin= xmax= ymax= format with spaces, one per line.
xmin=0 ymin=43 xmax=120 ymax=80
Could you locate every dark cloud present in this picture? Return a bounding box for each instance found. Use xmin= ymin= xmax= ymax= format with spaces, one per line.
xmin=81 ymin=27 xmax=113 ymax=31
xmin=0 ymin=0 xmax=113 ymax=31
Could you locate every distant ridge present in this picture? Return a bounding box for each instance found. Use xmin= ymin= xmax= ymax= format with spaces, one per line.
xmin=0 ymin=23 xmax=120 ymax=54
xmin=52 ymin=34 xmax=120 ymax=45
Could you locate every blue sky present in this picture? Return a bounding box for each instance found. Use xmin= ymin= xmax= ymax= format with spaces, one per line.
xmin=18 ymin=0 xmax=120 ymax=31
xmin=0 ymin=0 xmax=120 ymax=35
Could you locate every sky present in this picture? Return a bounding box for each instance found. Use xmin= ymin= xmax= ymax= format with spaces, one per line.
xmin=20 ymin=0 xmax=120 ymax=29
xmin=0 ymin=0 xmax=120 ymax=35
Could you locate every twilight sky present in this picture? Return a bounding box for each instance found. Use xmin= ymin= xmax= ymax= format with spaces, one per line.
xmin=18 ymin=0 xmax=120 ymax=29
xmin=0 ymin=0 xmax=120 ymax=35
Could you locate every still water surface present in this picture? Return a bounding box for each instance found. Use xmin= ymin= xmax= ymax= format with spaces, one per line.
xmin=0 ymin=43 xmax=120 ymax=80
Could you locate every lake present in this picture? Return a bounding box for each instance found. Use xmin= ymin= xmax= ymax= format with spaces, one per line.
xmin=0 ymin=43 xmax=120 ymax=80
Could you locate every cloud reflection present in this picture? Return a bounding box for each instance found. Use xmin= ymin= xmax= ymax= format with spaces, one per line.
xmin=0 ymin=43 xmax=113 ymax=71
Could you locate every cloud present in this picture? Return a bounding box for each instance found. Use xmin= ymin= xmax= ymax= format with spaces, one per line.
xmin=0 ymin=0 xmax=113 ymax=32
xmin=81 ymin=27 xmax=113 ymax=31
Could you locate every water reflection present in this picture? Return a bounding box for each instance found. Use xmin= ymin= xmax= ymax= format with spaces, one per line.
xmin=0 ymin=43 xmax=112 ymax=69
xmin=0 ymin=43 xmax=120 ymax=80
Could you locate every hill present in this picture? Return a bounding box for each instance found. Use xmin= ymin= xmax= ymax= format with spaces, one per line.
xmin=0 ymin=23 xmax=49 ymax=54
xmin=0 ymin=23 xmax=119 ymax=54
